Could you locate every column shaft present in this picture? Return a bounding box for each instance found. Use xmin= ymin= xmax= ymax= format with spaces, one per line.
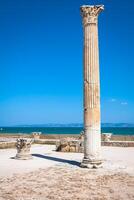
xmin=84 ymin=23 xmax=101 ymax=160
xmin=80 ymin=5 xmax=104 ymax=168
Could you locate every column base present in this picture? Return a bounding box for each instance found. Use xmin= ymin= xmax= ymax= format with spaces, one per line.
xmin=15 ymin=154 xmax=33 ymax=160
xmin=81 ymin=158 xmax=102 ymax=169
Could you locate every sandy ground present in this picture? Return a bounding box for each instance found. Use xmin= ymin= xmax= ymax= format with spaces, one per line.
xmin=0 ymin=145 xmax=134 ymax=200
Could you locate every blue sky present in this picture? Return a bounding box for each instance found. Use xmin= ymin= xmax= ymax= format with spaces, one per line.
xmin=0 ymin=0 xmax=134 ymax=126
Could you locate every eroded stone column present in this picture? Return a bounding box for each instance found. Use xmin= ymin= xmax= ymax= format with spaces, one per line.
xmin=80 ymin=5 xmax=104 ymax=168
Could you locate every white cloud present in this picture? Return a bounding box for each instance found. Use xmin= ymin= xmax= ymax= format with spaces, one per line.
xmin=121 ymin=102 xmax=128 ymax=105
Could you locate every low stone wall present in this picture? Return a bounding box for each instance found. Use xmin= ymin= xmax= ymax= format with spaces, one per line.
xmin=0 ymin=133 xmax=134 ymax=141
xmin=102 ymin=141 xmax=134 ymax=147
xmin=56 ymin=140 xmax=134 ymax=153
xmin=39 ymin=134 xmax=134 ymax=141
xmin=0 ymin=139 xmax=60 ymax=149
xmin=0 ymin=141 xmax=16 ymax=149
xmin=34 ymin=139 xmax=59 ymax=145
xmin=0 ymin=137 xmax=134 ymax=149
xmin=110 ymin=135 xmax=134 ymax=141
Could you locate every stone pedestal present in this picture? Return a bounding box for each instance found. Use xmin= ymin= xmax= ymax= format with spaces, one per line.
xmin=15 ymin=139 xmax=33 ymax=160
xmin=32 ymin=132 xmax=42 ymax=140
xmin=103 ymin=133 xmax=112 ymax=142
xmin=80 ymin=5 xmax=104 ymax=168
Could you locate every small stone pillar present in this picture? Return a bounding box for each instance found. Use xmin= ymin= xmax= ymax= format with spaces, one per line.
xmin=103 ymin=133 xmax=112 ymax=142
xmin=32 ymin=132 xmax=42 ymax=140
xmin=80 ymin=5 xmax=104 ymax=168
xmin=15 ymin=139 xmax=33 ymax=160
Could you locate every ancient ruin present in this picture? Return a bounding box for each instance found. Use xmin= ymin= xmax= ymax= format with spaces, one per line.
xmin=103 ymin=133 xmax=112 ymax=142
xmin=15 ymin=138 xmax=33 ymax=160
xmin=80 ymin=5 xmax=104 ymax=168
xmin=32 ymin=132 xmax=42 ymax=140
xmin=56 ymin=137 xmax=84 ymax=153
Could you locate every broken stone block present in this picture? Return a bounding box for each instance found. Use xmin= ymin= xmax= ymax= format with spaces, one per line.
xmin=56 ymin=137 xmax=84 ymax=153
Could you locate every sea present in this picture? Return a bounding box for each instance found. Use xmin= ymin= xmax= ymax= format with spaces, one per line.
xmin=0 ymin=127 xmax=134 ymax=135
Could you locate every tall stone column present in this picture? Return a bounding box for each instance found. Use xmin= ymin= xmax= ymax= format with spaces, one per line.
xmin=80 ymin=5 xmax=104 ymax=168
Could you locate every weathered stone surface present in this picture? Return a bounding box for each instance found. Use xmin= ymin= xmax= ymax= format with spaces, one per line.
xmin=0 ymin=141 xmax=16 ymax=149
xmin=80 ymin=5 xmax=104 ymax=168
xmin=102 ymin=141 xmax=134 ymax=147
xmin=78 ymin=131 xmax=84 ymax=140
xmin=102 ymin=133 xmax=112 ymax=142
xmin=15 ymin=139 xmax=33 ymax=160
xmin=32 ymin=132 xmax=42 ymax=140
xmin=56 ymin=138 xmax=84 ymax=153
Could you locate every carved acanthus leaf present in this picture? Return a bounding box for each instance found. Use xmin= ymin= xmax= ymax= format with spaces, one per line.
xmin=81 ymin=5 xmax=104 ymax=25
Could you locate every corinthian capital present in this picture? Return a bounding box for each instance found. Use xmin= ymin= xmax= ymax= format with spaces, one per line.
xmin=81 ymin=5 xmax=104 ymax=25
